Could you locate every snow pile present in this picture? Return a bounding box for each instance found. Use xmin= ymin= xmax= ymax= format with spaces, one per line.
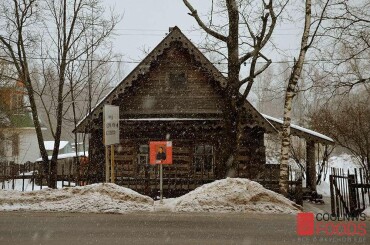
xmin=316 ymin=180 xmax=331 ymax=197
xmin=362 ymin=207 xmax=370 ymax=218
xmin=0 ymin=183 xmax=153 ymax=213
xmin=160 ymin=178 xmax=301 ymax=214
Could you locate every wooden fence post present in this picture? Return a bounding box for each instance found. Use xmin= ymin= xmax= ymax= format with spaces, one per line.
xmin=329 ymin=175 xmax=335 ymax=216
xmin=296 ymin=178 xmax=303 ymax=206
xmin=348 ymin=174 xmax=356 ymax=215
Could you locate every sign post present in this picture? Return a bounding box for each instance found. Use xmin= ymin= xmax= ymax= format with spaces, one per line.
xmin=160 ymin=164 xmax=163 ymax=202
xmin=149 ymin=141 xmax=172 ymax=203
xmin=103 ymin=105 xmax=120 ymax=183
xmin=105 ymin=146 xmax=109 ymax=183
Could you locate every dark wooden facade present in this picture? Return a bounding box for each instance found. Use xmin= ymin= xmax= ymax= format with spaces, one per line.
xmin=75 ymin=27 xmax=315 ymax=198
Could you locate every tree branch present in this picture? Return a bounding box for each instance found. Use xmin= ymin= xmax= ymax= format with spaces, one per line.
xmin=183 ymin=0 xmax=227 ymax=42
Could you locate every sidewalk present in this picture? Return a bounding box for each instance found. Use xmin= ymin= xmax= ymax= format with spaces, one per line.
xmin=303 ymin=197 xmax=331 ymax=214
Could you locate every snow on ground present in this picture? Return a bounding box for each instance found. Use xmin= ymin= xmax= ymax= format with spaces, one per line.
xmin=317 ymin=154 xmax=362 ymax=197
xmin=363 ymin=207 xmax=370 ymax=218
xmin=316 ymin=180 xmax=331 ymax=197
xmin=1 ymin=178 xmax=302 ymax=215
xmin=0 ymin=183 xmax=153 ymax=213
xmin=155 ymin=178 xmax=302 ymax=214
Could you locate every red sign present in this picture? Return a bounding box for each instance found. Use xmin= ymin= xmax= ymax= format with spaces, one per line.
xmin=149 ymin=141 xmax=172 ymax=165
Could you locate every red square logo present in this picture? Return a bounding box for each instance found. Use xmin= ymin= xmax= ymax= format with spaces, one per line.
xmin=297 ymin=213 xmax=315 ymax=236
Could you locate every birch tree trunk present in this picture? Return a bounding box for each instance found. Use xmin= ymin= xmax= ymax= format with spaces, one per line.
xmin=279 ymin=0 xmax=312 ymax=196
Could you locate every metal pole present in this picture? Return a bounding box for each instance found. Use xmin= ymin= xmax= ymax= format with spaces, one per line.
xmin=111 ymin=145 xmax=115 ymax=183
xmin=160 ymin=164 xmax=163 ymax=203
xmin=105 ymin=146 xmax=109 ymax=183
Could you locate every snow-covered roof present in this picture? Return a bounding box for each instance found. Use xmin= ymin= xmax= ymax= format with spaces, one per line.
xmin=44 ymin=141 xmax=69 ymax=151
xmin=262 ymin=114 xmax=334 ymax=145
xmin=35 ymin=151 xmax=88 ymax=162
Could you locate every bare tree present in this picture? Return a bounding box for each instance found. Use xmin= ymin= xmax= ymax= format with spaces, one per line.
xmin=313 ymin=0 xmax=370 ymax=95
xmin=183 ymin=0 xmax=288 ymax=173
xmin=279 ymin=0 xmax=330 ymax=196
xmin=310 ymin=93 xmax=370 ymax=176
xmin=0 ymin=0 xmax=50 ymax=176
xmin=0 ymin=0 xmax=120 ymax=188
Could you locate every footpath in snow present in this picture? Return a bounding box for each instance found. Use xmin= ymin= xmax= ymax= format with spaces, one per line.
xmin=1 ymin=178 xmax=301 ymax=215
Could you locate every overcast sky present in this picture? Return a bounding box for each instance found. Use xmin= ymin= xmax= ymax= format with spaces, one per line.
xmin=104 ymin=0 xmax=302 ymax=76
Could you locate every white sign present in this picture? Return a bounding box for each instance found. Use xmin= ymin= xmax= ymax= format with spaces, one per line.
xmin=103 ymin=105 xmax=120 ymax=146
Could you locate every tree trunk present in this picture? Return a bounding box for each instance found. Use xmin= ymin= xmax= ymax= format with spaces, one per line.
xmin=24 ymin=76 xmax=49 ymax=177
xmin=279 ymin=0 xmax=312 ymax=196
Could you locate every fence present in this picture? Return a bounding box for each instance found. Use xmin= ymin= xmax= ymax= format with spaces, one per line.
xmin=330 ymin=168 xmax=370 ymax=217
xmin=1 ymin=161 xmax=303 ymax=205
xmin=0 ymin=162 xmax=85 ymax=191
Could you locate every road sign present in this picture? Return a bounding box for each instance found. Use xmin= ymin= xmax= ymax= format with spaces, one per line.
xmin=103 ymin=105 xmax=120 ymax=146
xmin=149 ymin=141 xmax=172 ymax=164
xmin=149 ymin=141 xmax=172 ymax=203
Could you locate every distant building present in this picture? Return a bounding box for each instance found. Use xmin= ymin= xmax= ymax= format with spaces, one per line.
xmin=35 ymin=150 xmax=88 ymax=176
xmin=0 ymin=81 xmax=46 ymax=165
xmin=44 ymin=141 xmax=73 ymax=156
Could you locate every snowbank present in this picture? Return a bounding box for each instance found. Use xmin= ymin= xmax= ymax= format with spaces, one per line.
xmin=157 ymin=178 xmax=301 ymax=214
xmin=363 ymin=207 xmax=370 ymax=218
xmin=316 ymin=180 xmax=331 ymax=197
xmin=0 ymin=183 xmax=153 ymax=213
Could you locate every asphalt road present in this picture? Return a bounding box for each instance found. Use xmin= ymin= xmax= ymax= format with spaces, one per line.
xmin=0 ymin=211 xmax=368 ymax=245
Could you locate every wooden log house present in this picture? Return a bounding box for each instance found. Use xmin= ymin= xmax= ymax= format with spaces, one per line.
xmin=74 ymin=27 xmax=334 ymax=198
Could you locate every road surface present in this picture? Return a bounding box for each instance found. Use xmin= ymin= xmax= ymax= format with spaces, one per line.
xmin=0 ymin=211 xmax=368 ymax=245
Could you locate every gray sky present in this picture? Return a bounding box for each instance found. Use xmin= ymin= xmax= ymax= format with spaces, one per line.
xmin=104 ymin=0 xmax=302 ymax=76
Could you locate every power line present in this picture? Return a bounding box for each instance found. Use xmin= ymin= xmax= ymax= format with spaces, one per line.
xmin=0 ymin=55 xmax=367 ymax=65
xmin=114 ymin=32 xmax=300 ymax=37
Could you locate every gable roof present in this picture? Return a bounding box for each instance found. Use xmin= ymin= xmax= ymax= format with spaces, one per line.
xmin=74 ymin=26 xmax=276 ymax=133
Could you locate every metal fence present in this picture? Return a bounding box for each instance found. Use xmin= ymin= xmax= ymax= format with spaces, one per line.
xmin=330 ymin=167 xmax=370 ymax=217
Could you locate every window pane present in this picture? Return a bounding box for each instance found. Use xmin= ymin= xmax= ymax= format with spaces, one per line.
xmin=194 ymin=156 xmax=202 ymax=172
xmin=169 ymin=72 xmax=186 ymax=89
xmin=204 ymin=145 xmax=213 ymax=154
xmin=139 ymin=155 xmax=147 ymax=165
xmin=204 ymin=155 xmax=213 ymax=171
xmin=194 ymin=146 xmax=204 ymax=154
xmin=139 ymin=145 xmax=149 ymax=154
